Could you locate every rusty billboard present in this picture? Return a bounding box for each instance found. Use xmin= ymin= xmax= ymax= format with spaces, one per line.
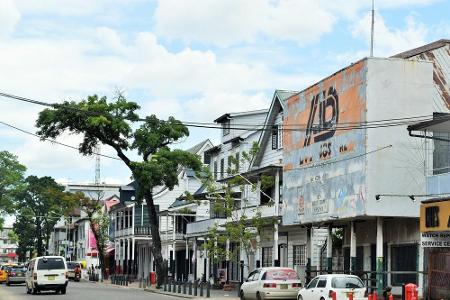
xmin=282 ymin=60 xmax=368 ymax=225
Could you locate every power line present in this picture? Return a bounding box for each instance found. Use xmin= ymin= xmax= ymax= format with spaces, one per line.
xmin=0 ymin=91 xmax=444 ymax=132
xmin=0 ymin=120 xmax=121 ymax=161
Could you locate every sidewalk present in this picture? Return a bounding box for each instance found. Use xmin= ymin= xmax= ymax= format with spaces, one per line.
xmin=91 ymin=279 xmax=239 ymax=300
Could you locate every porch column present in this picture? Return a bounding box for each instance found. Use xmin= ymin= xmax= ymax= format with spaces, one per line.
xmin=203 ymin=239 xmax=207 ymax=282
xmin=185 ymin=238 xmax=189 ymax=282
xmin=226 ymin=238 xmax=230 ymax=284
xmin=350 ymin=221 xmax=357 ymax=273
xmin=173 ymin=213 xmax=177 ymax=280
xmin=131 ymin=238 xmax=135 ymax=276
xmin=327 ymin=225 xmax=333 ymax=273
xmin=193 ymin=238 xmax=198 ymax=281
xmin=376 ymin=217 xmax=384 ymax=294
xmin=273 ymin=169 xmax=280 ymax=267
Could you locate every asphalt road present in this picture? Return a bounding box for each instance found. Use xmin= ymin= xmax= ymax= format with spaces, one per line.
xmin=0 ymin=281 xmax=181 ymax=300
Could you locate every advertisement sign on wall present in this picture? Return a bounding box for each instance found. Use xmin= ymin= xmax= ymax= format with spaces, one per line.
xmin=283 ymin=60 xmax=368 ymax=225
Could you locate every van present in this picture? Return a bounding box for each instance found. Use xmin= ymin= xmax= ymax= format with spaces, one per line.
xmin=25 ymin=256 xmax=68 ymax=295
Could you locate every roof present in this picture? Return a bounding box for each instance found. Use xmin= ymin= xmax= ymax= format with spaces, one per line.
xmin=391 ymin=39 xmax=450 ymax=59
xmin=186 ymin=139 xmax=212 ymax=155
xmin=214 ymin=109 xmax=269 ymax=123
xmin=421 ymin=197 xmax=450 ymax=204
xmin=407 ymin=113 xmax=450 ymax=133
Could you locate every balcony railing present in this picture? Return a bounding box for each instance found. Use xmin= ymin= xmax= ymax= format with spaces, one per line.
xmin=231 ymin=204 xmax=278 ymax=220
xmin=186 ymin=218 xmax=226 ymax=236
xmin=134 ymin=226 xmax=151 ymax=236
xmin=160 ymin=231 xmax=185 ymax=242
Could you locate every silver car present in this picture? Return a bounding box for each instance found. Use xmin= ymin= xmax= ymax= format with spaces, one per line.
xmin=6 ymin=265 xmax=27 ymax=285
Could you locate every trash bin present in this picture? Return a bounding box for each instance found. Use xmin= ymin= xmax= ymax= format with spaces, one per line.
xmin=150 ymin=272 xmax=156 ymax=285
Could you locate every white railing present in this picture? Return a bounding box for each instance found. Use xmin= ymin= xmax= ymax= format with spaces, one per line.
xmin=231 ymin=204 xmax=277 ymax=220
xmin=160 ymin=231 xmax=185 ymax=242
xmin=186 ymin=218 xmax=226 ymax=236
xmin=114 ymin=227 xmax=133 ymax=238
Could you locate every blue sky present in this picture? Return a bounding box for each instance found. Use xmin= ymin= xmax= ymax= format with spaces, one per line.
xmin=0 ymin=0 xmax=449 ymax=188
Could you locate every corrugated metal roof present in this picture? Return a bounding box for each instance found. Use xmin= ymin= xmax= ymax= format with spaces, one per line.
xmin=391 ymin=39 xmax=450 ymax=59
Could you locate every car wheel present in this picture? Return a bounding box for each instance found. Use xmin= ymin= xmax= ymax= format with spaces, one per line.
xmin=61 ymin=287 xmax=67 ymax=295
xmin=297 ymin=295 xmax=303 ymax=300
xmin=32 ymin=286 xmax=38 ymax=295
xmin=6 ymin=281 xmax=10 ymax=286
xmin=240 ymin=290 xmax=246 ymax=300
xmin=256 ymin=291 xmax=262 ymax=300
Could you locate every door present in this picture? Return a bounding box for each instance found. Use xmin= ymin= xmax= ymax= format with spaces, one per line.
xmin=315 ymin=277 xmax=328 ymax=299
xmin=302 ymin=276 xmax=319 ymax=300
xmin=242 ymin=270 xmax=259 ymax=300
xmin=279 ymin=244 xmax=288 ymax=267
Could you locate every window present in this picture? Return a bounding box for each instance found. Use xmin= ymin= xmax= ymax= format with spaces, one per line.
xmin=235 ymin=152 xmax=240 ymax=172
xmin=247 ymin=270 xmax=259 ymax=281
xmin=293 ymin=245 xmax=306 ymax=266
xmin=425 ymin=206 xmax=439 ymax=228
xmin=391 ymin=244 xmax=417 ymax=285
xmin=317 ymin=279 xmax=327 ymax=288
xmin=213 ymin=161 xmax=218 ymax=180
xmin=307 ymin=277 xmax=319 ymax=289
xmin=220 ymin=158 xmax=225 ymax=179
xmin=262 ymin=247 xmax=273 ymax=267
xmin=37 ymin=257 xmax=65 ymax=270
xmin=331 ymin=277 xmax=364 ymax=288
xmin=271 ymin=124 xmax=283 ymax=150
xmin=262 ymin=269 xmax=298 ymax=280
xmin=222 ymin=121 xmax=230 ymax=136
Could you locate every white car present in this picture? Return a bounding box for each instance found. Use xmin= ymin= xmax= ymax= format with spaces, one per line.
xmin=297 ymin=274 xmax=366 ymax=300
xmin=240 ymin=267 xmax=302 ymax=300
xmin=25 ymin=256 xmax=68 ymax=295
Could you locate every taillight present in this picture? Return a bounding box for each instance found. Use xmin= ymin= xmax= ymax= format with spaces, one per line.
xmin=292 ymin=283 xmax=300 ymax=288
xmin=329 ymin=290 xmax=336 ymax=298
xmin=33 ymin=273 xmax=37 ymax=280
xmin=263 ymin=283 xmax=277 ymax=288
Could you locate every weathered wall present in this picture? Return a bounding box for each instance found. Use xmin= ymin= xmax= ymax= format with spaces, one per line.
xmin=283 ymin=60 xmax=368 ymax=225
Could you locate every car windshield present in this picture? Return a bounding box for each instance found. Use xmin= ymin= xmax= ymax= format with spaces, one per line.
xmin=67 ymin=262 xmax=79 ymax=269
xmin=263 ymin=269 xmax=298 ymax=280
xmin=331 ymin=277 xmax=365 ymax=289
xmin=37 ymin=258 xmax=65 ymax=270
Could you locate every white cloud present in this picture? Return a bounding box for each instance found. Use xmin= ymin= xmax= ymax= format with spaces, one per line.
xmin=351 ymin=13 xmax=428 ymax=56
xmin=0 ymin=0 xmax=20 ymax=38
xmin=154 ymin=0 xmax=336 ymax=47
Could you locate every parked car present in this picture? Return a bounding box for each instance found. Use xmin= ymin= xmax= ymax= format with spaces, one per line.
xmin=0 ymin=263 xmax=17 ymax=284
xmin=240 ymin=267 xmax=302 ymax=300
xmin=5 ymin=265 xmax=27 ymax=285
xmin=25 ymin=256 xmax=68 ymax=295
xmin=297 ymin=274 xmax=366 ymax=300
xmin=67 ymin=261 xmax=81 ymax=281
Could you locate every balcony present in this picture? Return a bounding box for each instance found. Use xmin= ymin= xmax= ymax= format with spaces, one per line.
xmin=186 ymin=218 xmax=226 ymax=237
xmin=113 ymin=227 xmax=133 ymax=238
xmin=160 ymin=231 xmax=185 ymax=242
xmin=427 ymin=171 xmax=450 ymax=194
xmin=231 ymin=204 xmax=278 ymax=220
xmin=134 ymin=226 xmax=151 ymax=236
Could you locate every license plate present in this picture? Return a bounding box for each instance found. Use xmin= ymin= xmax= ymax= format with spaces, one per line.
xmin=48 ymin=276 xmax=55 ymax=281
xmin=280 ymin=284 xmax=288 ymax=289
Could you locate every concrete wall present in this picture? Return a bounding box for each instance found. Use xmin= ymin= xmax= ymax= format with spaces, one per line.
xmin=366 ymin=58 xmax=433 ymax=217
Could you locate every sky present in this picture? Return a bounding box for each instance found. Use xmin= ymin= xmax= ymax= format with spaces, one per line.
xmin=0 ymin=0 xmax=449 ymax=191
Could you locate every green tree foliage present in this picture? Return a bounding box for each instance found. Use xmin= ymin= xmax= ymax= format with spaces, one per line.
xmin=13 ymin=209 xmax=36 ymax=261
xmin=201 ymin=143 xmax=276 ymax=277
xmin=14 ymin=176 xmax=70 ymax=256
xmin=0 ymin=151 xmax=26 ymax=229
xmin=36 ymin=94 xmax=202 ymax=286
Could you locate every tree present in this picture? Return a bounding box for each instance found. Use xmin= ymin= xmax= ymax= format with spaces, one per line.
xmin=0 ymin=151 xmax=26 ymax=229
xmin=13 ymin=209 xmax=36 ymax=261
xmin=200 ymin=143 xmax=276 ymax=281
xmin=36 ymin=94 xmax=202 ymax=286
xmin=15 ymin=176 xmax=70 ymax=256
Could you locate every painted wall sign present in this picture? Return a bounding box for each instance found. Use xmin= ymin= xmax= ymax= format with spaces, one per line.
xmin=283 ymin=60 xmax=367 ymax=225
xmin=421 ymin=231 xmax=450 ymax=247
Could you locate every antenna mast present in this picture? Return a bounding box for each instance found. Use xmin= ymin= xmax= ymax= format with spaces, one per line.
xmin=95 ymin=145 xmax=101 ymax=186
xmin=370 ymin=0 xmax=375 ymax=57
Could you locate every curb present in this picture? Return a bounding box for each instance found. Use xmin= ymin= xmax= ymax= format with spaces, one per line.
xmin=144 ymin=288 xmax=196 ymax=299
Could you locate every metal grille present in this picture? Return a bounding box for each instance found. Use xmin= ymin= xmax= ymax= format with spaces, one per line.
xmin=293 ymin=245 xmax=306 ymax=266
xmin=429 ymin=251 xmax=450 ymax=300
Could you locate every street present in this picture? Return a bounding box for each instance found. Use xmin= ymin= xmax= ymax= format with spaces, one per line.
xmin=0 ymin=281 xmax=181 ymax=300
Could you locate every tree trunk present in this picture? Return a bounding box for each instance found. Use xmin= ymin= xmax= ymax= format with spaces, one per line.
xmin=89 ymin=220 xmax=106 ymax=280
xmin=145 ymin=190 xmax=166 ymax=288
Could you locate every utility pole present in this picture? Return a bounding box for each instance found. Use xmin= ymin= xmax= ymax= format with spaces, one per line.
xmin=370 ymin=0 xmax=375 ymax=57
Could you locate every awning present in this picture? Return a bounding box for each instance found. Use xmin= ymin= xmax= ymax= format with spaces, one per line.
xmin=7 ymin=252 xmax=16 ymax=258
xmin=407 ymin=113 xmax=450 ymax=133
